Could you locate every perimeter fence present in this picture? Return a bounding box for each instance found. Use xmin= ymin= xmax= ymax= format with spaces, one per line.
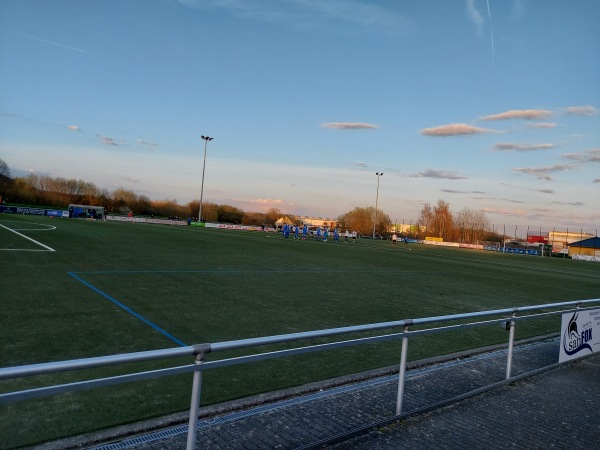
xmin=1 ymin=298 xmax=599 ymax=449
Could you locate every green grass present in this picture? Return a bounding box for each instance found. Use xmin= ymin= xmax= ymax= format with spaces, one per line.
xmin=1 ymin=214 xmax=599 ymax=448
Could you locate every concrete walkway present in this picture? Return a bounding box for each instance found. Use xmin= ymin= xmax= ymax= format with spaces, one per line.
xmin=66 ymin=337 xmax=599 ymax=449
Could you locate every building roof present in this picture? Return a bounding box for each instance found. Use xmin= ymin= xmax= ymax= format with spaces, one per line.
xmin=274 ymin=216 xmax=295 ymax=225
xmin=567 ymin=236 xmax=600 ymax=248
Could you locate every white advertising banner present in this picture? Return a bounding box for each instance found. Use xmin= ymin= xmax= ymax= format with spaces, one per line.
xmin=559 ymin=309 xmax=600 ymax=363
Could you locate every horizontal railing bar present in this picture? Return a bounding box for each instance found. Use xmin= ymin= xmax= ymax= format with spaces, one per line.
xmin=201 ymin=315 xmax=528 ymax=371
xmin=0 ymin=304 xmax=595 ymax=405
xmin=0 ymin=346 xmax=198 ymax=380
xmin=0 ymin=364 xmax=195 ymax=404
xmin=1 ymin=299 xmax=598 ymax=383
xmin=208 ymin=299 xmax=599 ymax=352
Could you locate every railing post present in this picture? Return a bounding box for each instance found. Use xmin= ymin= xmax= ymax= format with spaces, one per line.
xmin=186 ymin=345 xmax=210 ymax=450
xmin=505 ymin=314 xmax=516 ymax=380
xmin=396 ymin=323 xmax=411 ymax=415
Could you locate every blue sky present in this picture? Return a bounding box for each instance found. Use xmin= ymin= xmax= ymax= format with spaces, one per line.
xmin=1 ymin=0 xmax=599 ymax=231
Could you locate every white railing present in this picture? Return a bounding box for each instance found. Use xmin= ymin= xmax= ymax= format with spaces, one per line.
xmin=1 ymin=298 xmax=599 ymax=449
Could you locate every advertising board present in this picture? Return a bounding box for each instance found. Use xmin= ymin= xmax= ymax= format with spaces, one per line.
xmin=559 ymin=308 xmax=600 ymax=363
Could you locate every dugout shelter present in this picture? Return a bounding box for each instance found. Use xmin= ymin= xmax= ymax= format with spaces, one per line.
xmin=68 ymin=204 xmax=105 ymax=220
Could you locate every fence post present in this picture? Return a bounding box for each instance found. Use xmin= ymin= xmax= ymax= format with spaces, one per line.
xmin=186 ymin=345 xmax=211 ymax=450
xmin=395 ymin=323 xmax=411 ymax=415
xmin=505 ymin=314 xmax=516 ymax=380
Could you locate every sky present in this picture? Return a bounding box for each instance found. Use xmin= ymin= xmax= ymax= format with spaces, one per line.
xmin=1 ymin=0 xmax=599 ymax=232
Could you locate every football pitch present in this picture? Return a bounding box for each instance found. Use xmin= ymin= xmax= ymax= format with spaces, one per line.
xmin=1 ymin=214 xmax=599 ymax=447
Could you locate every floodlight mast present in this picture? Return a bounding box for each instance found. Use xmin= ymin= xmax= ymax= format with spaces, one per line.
xmin=198 ymin=135 xmax=213 ymax=223
xmin=373 ymin=172 xmax=383 ymax=239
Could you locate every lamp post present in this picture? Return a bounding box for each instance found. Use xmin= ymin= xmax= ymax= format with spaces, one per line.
xmin=373 ymin=172 xmax=383 ymax=239
xmin=198 ymin=135 xmax=213 ymax=222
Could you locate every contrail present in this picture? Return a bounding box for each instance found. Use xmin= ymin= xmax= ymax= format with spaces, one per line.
xmin=2 ymin=27 xmax=87 ymax=53
xmin=486 ymin=0 xmax=495 ymax=63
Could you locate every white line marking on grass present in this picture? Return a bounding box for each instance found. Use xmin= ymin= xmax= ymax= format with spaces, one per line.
xmin=0 ymin=223 xmax=55 ymax=252
xmin=0 ymin=219 xmax=56 ymax=231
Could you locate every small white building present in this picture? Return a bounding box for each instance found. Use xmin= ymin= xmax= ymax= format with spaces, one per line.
xmin=296 ymin=216 xmax=337 ymax=230
xmin=548 ymin=230 xmax=595 ymax=253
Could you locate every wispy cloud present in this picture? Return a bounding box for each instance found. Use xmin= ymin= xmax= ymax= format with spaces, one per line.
xmin=441 ymin=189 xmax=485 ymax=194
xmin=420 ymin=123 xmax=497 ymax=136
xmin=512 ymin=163 xmax=578 ymax=180
xmin=527 ymin=122 xmax=557 ymax=129
xmin=233 ymin=197 xmax=295 ymax=213
xmin=242 ymin=198 xmax=285 ymax=205
xmin=137 ymin=139 xmax=159 ymax=147
xmin=409 ymin=169 xmax=467 ymax=179
xmin=561 ymin=148 xmax=600 ymax=163
xmin=593 ymin=178 xmax=600 ymax=183
xmin=500 ymin=183 xmax=555 ymax=194
xmin=479 ymin=109 xmax=553 ymax=121
xmin=493 ymin=143 xmax=556 ymax=152
xmin=480 ymin=207 xmax=529 ymax=217
xmin=178 ymin=0 xmax=415 ymax=35
xmin=97 ymin=134 xmax=119 ymax=146
xmin=322 ymin=122 xmax=379 ymax=130
xmin=66 ymin=125 xmax=82 ymax=132
xmin=3 ymin=28 xmax=87 ymax=53
xmin=466 ymin=0 xmax=484 ymax=34
xmin=120 ymin=176 xmax=140 ymax=184
xmin=552 ymin=201 xmax=584 ymax=206
xmin=564 ymin=105 xmax=597 ymax=116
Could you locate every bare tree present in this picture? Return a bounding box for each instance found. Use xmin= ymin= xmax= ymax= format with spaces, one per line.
xmin=418 ymin=200 xmax=455 ymax=241
xmin=0 ymin=158 xmax=11 ymax=178
xmin=455 ymin=207 xmax=490 ymax=244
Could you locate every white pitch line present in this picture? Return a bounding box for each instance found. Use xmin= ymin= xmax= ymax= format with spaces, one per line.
xmin=0 ymin=223 xmax=55 ymax=252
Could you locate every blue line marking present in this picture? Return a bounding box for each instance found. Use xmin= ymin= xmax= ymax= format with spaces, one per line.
xmin=68 ymin=272 xmax=187 ymax=347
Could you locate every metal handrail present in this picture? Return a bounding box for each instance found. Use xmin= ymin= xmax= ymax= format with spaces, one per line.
xmin=1 ymin=298 xmax=599 ymax=449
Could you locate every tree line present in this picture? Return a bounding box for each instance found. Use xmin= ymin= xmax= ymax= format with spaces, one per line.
xmin=0 ymin=159 xmax=289 ymax=226
xmin=0 ymin=158 xmax=498 ymax=243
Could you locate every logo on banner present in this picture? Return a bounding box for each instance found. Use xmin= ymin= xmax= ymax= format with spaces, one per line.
xmin=562 ymin=312 xmax=593 ymax=356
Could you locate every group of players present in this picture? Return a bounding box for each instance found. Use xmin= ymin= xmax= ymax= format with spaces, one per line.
xmin=279 ymin=223 xmax=357 ymax=243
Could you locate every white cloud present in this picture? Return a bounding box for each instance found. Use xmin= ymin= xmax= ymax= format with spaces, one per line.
xmin=421 ymin=123 xmax=497 ymax=136
xmin=564 ymin=105 xmax=597 ymax=116
xmin=493 ymin=143 xmax=556 ymax=152
xmin=479 ymin=109 xmax=553 ymax=121
xmin=409 ymin=169 xmax=467 ymax=180
xmin=561 ymin=148 xmax=600 ymax=163
xmin=527 ymin=122 xmax=557 ymax=129
xmin=512 ymin=164 xmax=578 ymax=180
xmin=321 ymin=122 xmax=379 ymax=130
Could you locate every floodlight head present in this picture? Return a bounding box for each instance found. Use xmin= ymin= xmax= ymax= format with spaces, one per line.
xmin=201 ymin=135 xmax=213 ymax=141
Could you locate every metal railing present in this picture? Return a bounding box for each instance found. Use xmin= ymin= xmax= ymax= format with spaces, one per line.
xmin=1 ymin=298 xmax=599 ymax=449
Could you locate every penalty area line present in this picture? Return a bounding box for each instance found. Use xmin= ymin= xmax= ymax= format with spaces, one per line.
xmin=68 ymin=272 xmax=188 ymax=347
xmin=0 ymin=223 xmax=55 ymax=252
